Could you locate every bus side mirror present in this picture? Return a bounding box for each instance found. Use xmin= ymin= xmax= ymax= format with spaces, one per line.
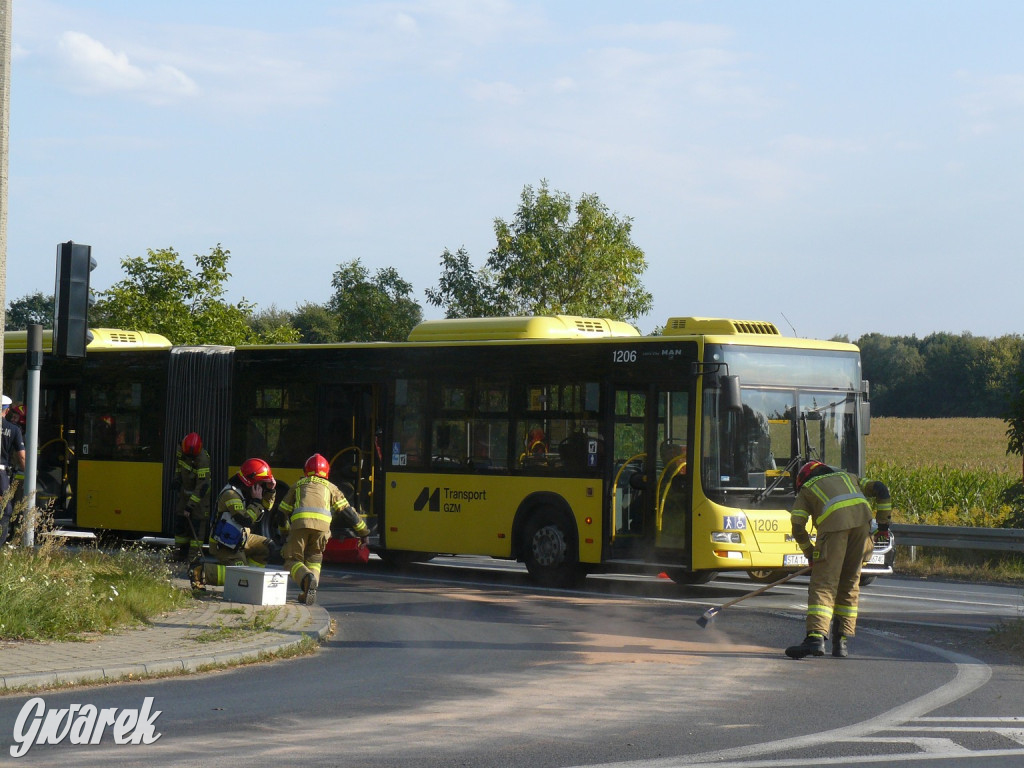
xmin=861 ymin=402 xmax=871 ymax=435
xmin=720 ymin=375 xmax=742 ymax=412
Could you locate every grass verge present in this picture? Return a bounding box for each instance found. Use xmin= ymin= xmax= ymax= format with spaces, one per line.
xmin=0 ymin=530 xmax=191 ymax=641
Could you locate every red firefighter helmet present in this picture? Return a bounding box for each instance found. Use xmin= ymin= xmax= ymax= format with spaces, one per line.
xmin=795 ymin=460 xmax=827 ymax=491
xmin=304 ymin=453 xmax=330 ymax=479
xmin=238 ymin=457 xmax=273 ymax=487
xmin=9 ymin=404 xmax=26 ymax=428
xmin=181 ymin=432 xmax=203 ymax=457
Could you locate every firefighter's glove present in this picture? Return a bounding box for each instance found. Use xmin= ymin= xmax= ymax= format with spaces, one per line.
xmin=250 ymin=483 xmax=264 ymax=501
xmin=801 ymin=547 xmax=814 ymax=565
xmin=873 ymin=526 xmax=891 ymax=545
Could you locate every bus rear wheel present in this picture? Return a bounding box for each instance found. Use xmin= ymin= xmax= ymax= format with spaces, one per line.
xmin=523 ymin=510 xmax=583 ymax=588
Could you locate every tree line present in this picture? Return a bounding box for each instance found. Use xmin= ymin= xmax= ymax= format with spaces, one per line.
xmin=5 ymin=179 xmax=1024 ymax=455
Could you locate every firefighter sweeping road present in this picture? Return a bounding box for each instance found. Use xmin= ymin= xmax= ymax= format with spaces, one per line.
xmin=0 ymin=561 xmax=1021 ymax=767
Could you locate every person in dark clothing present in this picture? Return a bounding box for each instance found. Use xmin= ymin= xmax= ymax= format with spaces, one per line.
xmin=0 ymin=396 xmax=27 ymax=546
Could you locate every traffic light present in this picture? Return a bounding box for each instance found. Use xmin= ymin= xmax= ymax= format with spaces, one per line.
xmin=53 ymin=241 xmax=96 ymax=358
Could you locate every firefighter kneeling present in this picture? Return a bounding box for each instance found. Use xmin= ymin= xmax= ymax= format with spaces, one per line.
xmin=278 ymin=453 xmax=369 ymax=605
xmin=191 ymin=458 xmax=277 ymax=589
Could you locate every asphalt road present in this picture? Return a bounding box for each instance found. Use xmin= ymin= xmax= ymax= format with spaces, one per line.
xmin=2 ymin=559 xmax=1022 ymax=767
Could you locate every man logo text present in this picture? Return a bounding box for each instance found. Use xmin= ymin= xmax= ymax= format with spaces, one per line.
xmin=10 ymin=697 xmax=162 ymax=758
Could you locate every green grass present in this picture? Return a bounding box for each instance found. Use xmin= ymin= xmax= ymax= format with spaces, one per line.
xmin=0 ymin=525 xmax=191 ymax=641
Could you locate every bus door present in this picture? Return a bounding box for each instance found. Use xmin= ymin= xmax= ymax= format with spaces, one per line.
xmin=319 ymin=383 xmax=382 ymax=533
xmin=36 ymin=385 xmax=78 ymax=526
xmin=608 ymin=385 xmax=690 ymax=561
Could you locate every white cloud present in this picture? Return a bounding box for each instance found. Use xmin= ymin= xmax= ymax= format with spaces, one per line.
xmin=57 ymin=31 xmax=197 ymax=104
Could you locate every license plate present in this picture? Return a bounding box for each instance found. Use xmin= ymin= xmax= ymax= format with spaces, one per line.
xmin=867 ymin=553 xmax=885 ymax=565
xmin=783 ymin=554 xmax=809 ymax=566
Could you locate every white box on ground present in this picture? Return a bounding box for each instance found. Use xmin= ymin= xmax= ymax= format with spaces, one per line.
xmin=223 ymin=566 xmax=289 ymax=606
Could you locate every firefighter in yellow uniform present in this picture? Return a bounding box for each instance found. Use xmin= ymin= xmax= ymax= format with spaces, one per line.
xmin=785 ymin=460 xmax=892 ymax=659
xmin=191 ymin=458 xmax=276 ymax=590
xmin=172 ymin=432 xmax=212 ymax=562
xmin=278 ymin=453 xmax=369 ymax=605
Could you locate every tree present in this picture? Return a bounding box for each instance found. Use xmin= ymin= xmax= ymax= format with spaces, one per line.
xmin=1005 ymin=353 xmax=1024 ymax=465
xmin=6 ymin=291 xmax=54 ymax=330
xmin=424 ymin=247 xmax=504 ymax=319
xmin=91 ymin=245 xmax=297 ymax=345
xmin=428 ymin=180 xmax=652 ymax=322
xmin=291 ymin=301 xmax=340 ymax=343
xmin=248 ymin=305 xmax=299 ymax=341
xmin=327 ymin=259 xmax=422 ymax=342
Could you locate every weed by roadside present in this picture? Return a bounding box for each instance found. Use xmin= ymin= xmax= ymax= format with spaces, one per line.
xmin=1 ymin=511 xmax=191 ymax=641
xmin=192 ymin=607 xmax=281 ymax=643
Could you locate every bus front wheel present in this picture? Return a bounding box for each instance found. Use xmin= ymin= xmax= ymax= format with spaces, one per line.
xmin=523 ymin=509 xmax=583 ymax=588
xmin=747 ymin=569 xmax=788 ymax=584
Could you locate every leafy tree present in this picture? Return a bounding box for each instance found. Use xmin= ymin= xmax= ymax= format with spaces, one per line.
xmin=91 ymin=245 xmax=297 ymax=345
xmin=1004 ymin=353 xmax=1024 ymax=463
xmin=248 ymin=305 xmax=299 ymax=342
xmin=428 ymin=180 xmax=652 ymax=322
xmin=856 ymin=333 xmax=925 ymax=416
xmin=424 ymin=247 xmax=504 ymax=319
xmin=327 ymin=259 xmax=422 ymax=342
xmin=6 ymin=292 xmax=54 ymax=330
xmin=291 ymin=301 xmax=340 ymax=343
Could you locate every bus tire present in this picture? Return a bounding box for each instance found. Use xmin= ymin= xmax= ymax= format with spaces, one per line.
xmin=666 ymin=568 xmax=718 ymax=585
xmin=747 ymin=568 xmax=788 ymax=584
xmin=522 ymin=508 xmax=583 ymax=588
xmin=859 ymin=574 xmax=876 ymax=586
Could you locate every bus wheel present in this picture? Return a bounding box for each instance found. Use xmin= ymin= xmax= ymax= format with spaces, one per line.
xmin=666 ymin=569 xmax=718 ymax=585
xmin=859 ymin=574 xmax=876 ymax=586
xmin=523 ymin=510 xmax=583 ymax=588
xmin=747 ymin=569 xmax=788 ymax=584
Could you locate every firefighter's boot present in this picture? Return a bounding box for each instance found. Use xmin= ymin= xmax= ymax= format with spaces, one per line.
xmin=189 ymin=557 xmax=206 ymax=591
xmin=299 ymin=573 xmax=313 ymax=605
xmin=785 ymin=632 xmax=826 ymax=659
xmin=831 ymin=619 xmax=849 ymax=658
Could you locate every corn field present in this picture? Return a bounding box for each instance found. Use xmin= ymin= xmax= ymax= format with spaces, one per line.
xmin=865 ymin=418 xmax=1023 ymax=528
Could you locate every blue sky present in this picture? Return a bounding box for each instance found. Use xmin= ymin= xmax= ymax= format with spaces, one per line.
xmin=7 ymin=1 xmax=1023 ymax=339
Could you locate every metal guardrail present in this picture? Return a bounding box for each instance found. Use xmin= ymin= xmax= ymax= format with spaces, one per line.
xmin=891 ymin=524 xmax=1024 ymax=554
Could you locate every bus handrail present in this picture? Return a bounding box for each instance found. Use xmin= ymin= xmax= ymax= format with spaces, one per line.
xmin=610 ymin=453 xmax=646 ymax=543
xmin=655 ymin=456 xmax=687 ymax=530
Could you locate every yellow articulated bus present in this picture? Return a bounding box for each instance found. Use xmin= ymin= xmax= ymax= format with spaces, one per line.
xmin=3 ymin=316 xmax=892 ymax=586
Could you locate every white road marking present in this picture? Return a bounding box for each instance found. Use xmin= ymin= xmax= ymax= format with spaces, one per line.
xmin=569 ymin=640 xmax=1002 ymax=768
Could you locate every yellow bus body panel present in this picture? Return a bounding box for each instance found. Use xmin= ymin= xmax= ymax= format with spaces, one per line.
xmin=385 ymin=473 xmax=603 ymax=563
xmin=77 ymin=460 xmax=164 ymax=532
xmin=689 ymin=496 xmax=801 ymax=570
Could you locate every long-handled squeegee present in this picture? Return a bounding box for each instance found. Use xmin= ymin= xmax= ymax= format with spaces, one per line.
xmin=696 ymin=565 xmax=812 ymax=628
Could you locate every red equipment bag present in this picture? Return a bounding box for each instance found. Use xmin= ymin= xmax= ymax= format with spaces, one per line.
xmin=323 ymin=536 xmax=370 ymax=564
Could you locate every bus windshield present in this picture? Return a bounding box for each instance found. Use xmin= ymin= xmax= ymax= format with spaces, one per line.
xmin=701 ymin=344 xmax=863 ymax=509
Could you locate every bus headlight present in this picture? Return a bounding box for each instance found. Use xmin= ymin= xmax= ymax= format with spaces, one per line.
xmin=711 ymin=532 xmax=741 ymax=544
